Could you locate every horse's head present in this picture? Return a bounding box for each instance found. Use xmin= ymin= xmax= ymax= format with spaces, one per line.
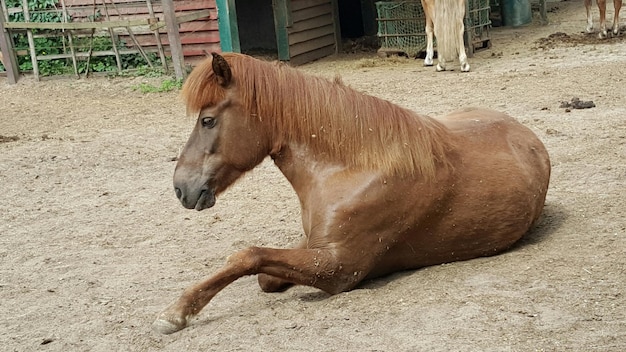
xmin=173 ymin=53 xmax=271 ymax=210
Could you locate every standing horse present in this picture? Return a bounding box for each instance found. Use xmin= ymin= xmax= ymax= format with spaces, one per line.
xmin=153 ymin=52 xmax=550 ymax=334
xmin=421 ymin=0 xmax=470 ymax=71
xmin=585 ymin=0 xmax=623 ymax=38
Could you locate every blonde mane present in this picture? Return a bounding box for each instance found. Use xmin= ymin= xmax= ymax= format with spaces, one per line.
xmin=181 ymin=53 xmax=453 ymax=179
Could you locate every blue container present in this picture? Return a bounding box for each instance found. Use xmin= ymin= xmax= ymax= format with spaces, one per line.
xmin=501 ymin=0 xmax=532 ymax=26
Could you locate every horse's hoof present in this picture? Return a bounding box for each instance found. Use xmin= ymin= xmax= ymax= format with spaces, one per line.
xmin=423 ymin=59 xmax=433 ymax=66
xmin=586 ymin=26 xmax=594 ymax=33
xmin=598 ymin=31 xmax=608 ymax=39
xmin=461 ymin=63 xmax=471 ymax=72
xmin=436 ymin=64 xmax=445 ymax=72
xmin=152 ymin=314 xmax=188 ymax=334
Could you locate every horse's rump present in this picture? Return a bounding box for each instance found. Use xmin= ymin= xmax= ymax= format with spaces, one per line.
xmin=434 ymin=0 xmax=466 ymax=62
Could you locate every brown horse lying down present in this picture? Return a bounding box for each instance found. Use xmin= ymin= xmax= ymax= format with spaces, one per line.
xmin=153 ymin=53 xmax=551 ymax=334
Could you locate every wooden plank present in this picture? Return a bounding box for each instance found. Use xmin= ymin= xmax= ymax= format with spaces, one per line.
xmin=289 ymin=14 xmax=332 ymax=32
xmin=288 ymin=24 xmax=333 ymax=45
xmin=149 ymin=9 xmax=211 ymax=30
xmin=133 ymin=31 xmax=219 ymax=45
xmin=65 ymin=0 xmax=216 ymax=7
xmin=291 ymin=3 xmax=331 ymax=22
xmin=289 ymin=43 xmax=333 ymax=65
xmin=36 ymin=48 xmax=154 ymax=60
xmin=180 ymin=42 xmax=221 ymax=56
xmin=162 ymin=0 xmax=185 ymax=78
xmin=4 ymin=18 xmax=152 ymax=30
xmin=291 ymin=0 xmax=329 ymax=12
xmin=288 ymin=33 xmax=334 ymax=56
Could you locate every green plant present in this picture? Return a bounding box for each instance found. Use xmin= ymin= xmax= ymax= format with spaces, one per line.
xmin=132 ymin=78 xmax=183 ymax=93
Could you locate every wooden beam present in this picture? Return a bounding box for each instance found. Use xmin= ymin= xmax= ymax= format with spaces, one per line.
xmin=4 ymin=18 xmax=153 ymax=30
xmin=21 ymin=0 xmax=39 ymax=80
xmin=149 ymin=9 xmax=212 ymax=30
xmin=215 ymin=0 xmax=240 ymax=53
xmin=331 ymin=0 xmax=341 ymax=54
xmin=272 ymin=0 xmax=290 ymax=61
xmin=0 ymin=3 xmax=20 ymax=83
xmin=162 ymin=0 xmax=185 ymax=79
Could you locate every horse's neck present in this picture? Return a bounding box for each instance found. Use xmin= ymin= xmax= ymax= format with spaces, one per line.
xmin=270 ymin=143 xmax=341 ymax=194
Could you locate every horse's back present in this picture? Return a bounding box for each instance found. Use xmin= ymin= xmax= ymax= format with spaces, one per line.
xmin=439 ymin=107 xmax=550 ymax=219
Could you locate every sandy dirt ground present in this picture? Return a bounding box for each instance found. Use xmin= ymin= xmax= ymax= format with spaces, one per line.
xmin=1 ymin=1 xmax=625 ymax=350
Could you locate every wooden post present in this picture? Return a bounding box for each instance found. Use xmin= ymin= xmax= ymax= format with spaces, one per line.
xmin=0 ymin=3 xmax=19 ymax=83
xmin=162 ymin=0 xmax=185 ymax=79
xmin=331 ymin=0 xmax=341 ymax=54
xmin=272 ymin=0 xmax=289 ymax=60
xmin=101 ymin=0 xmax=123 ymax=72
xmin=146 ymin=0 xmax=168 ymax=71
xmin=60 ymin=0 xmax=79 ymax=78
xmin=216 ymin=0 xmax=240 ymax=53
xmin=21 ymin=0 xmax=39 ymax=80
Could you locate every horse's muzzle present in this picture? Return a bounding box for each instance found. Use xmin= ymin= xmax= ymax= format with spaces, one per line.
xmin=174 ymin=186 xmax=216 ymax=211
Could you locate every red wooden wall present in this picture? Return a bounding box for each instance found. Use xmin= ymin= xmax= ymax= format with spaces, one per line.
xmin=63 ymin=0 xmax=220 ymax=64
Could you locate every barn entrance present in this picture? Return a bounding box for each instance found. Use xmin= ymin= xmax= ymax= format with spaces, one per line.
xmin=234 ymin=0 xmax=278 ymax=59
xmin=336 ymin=0 xmax=379 ymax=52
xmin=338 ymin=0 xmax=365 ymax=38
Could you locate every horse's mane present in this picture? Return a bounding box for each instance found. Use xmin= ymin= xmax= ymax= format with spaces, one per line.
xmin=181 ymin=53 xmax=453 ymax=179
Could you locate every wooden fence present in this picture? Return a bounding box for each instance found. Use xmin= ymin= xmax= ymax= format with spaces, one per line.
xmin=0 ymin=0 xmax=219 ymax=83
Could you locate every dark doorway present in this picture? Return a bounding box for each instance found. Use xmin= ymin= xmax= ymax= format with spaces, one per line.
xmin=338 ymin=0 xmax=365 ymax=38
xmin=235 ymin=0 xmax=278 ymax=58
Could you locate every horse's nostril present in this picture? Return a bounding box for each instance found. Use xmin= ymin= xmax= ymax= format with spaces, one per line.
xmin=174 ymin=187 xmax=182 ymax=200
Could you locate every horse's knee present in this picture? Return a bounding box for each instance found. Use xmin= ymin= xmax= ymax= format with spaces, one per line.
xmin=258 ymin=273 xmax=293 ymax=292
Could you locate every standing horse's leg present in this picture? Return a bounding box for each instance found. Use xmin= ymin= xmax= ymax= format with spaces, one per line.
xmin=422 ymin=0 xmax=435 ymax=67
xmin=585 ymin=0 xmax=595 ymax=33
xmin=598 ymin=0 xmax=609 ymax=38
xmin=457 ymin=0 xmax=470 ymax=72
xmin=153 ymin=246 xmax=367 ymax=334
xmin=612 ymin=0 xmax=623 ymax=35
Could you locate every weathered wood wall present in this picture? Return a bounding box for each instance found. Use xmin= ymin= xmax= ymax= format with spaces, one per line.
xmin=288 ymin=0 xmax=338 ymax=65
xmin=64 ymin=0 xmax=219 ymax=63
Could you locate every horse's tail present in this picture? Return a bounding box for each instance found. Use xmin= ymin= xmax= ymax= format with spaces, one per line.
xmin=434 ymin=0 xmax=466 ymax=62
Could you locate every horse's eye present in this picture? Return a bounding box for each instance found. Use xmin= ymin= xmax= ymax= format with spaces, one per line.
xmin=201 ymin=117 xmax=217 ymax=129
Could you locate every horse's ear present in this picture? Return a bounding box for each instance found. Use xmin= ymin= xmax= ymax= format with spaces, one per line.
xmin=211 ymin=52 xmax=232 ymax=87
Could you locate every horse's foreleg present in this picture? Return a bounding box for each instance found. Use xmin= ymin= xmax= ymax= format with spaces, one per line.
xmin=153 ymin=246 xmax=362 ymax=334
xmin=598 ymin=0 xmax=608 ymax=38
xmin=153 ymin=254 xmax=255 ymax=334
xmin=457 ymin=14 xmax=470 ymax=72
xmin=612 ymin=0 xmax=623 ymax=35
xmin=256 ymin=237 xmax=308 ymax=292
xmin=424 ymin=16 xmax=435 ymax=66
xmin=585 ymin=0 xmax=594 ymax=33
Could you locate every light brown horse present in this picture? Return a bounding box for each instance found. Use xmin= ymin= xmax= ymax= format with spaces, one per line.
xmin=421 ymin=0 xmax=470 ymax=71
xmin=153 ymin=52 xmax=550 ymax=334
xmin=585 ymin=0 xmax=623 ymax=38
